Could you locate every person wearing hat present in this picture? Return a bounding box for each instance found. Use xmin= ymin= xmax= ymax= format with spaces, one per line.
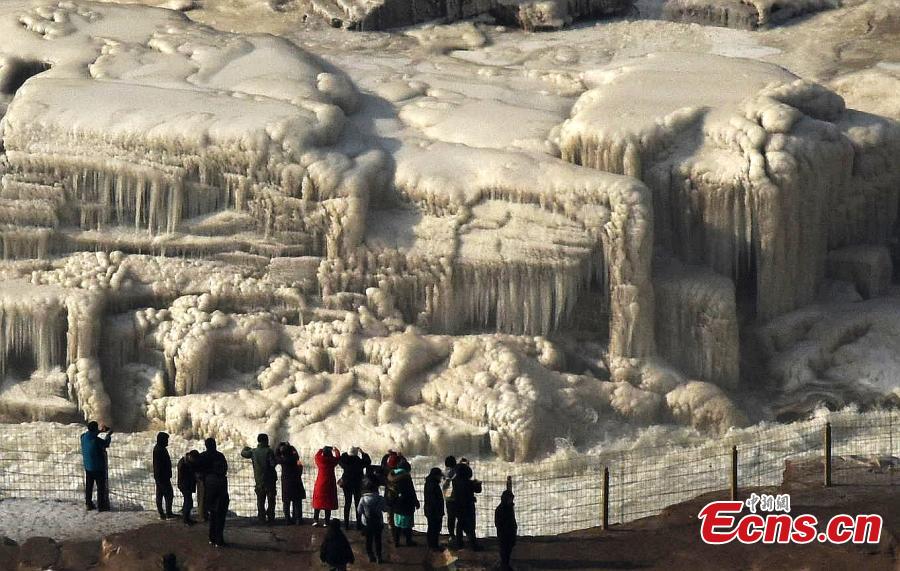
xmin=198 ymin=438 xmax=229 ymax=547
xmin=338 ymin=446 xmax=371 ymax=530
xmin=80 ymin=421 xmax=112 ymax=511
xmin=275 ymin=442 xmax=305 ymax=524
xmin=423 ymin=467 xmax=445 ymax=550
xmin=319 ymin=517 xmax=354 ymax=570
xmin=381 ymin=450 xmax=401 ymax=529
xmin=177 ymin=449 xmax=200 ymax=525
xmin=152 ymin=431 xmax=175 ymax=520
xmin=495 ymin=490 xmax=518 ymax=570
xmin=452 ymin=462 xmax=481 ymax=550
xmin=388 ymin=463 xmax=419 ymax=547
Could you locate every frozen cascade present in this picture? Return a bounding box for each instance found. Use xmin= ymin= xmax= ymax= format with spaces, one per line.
xmin=0 ymin=278 xmax=109 ymax=423
xmin=561 ymin=53 xmax=900 ymax=322
xmin=434 ymin=260 xmax=590 ymax=335
xmin=3 ymin=1 xmax=897 ymax=460
xmin=653 ymin=259 xmax=740 ymax=389
xmin=0 ymin=289 xmax=66 ymax=379
xmin=0 ymin=1 xmax=380 ymax=261
xmin=662 ymin=0 xmax=839 ymax=30
xmin=389 ymin=141 xmax=656 ymax=357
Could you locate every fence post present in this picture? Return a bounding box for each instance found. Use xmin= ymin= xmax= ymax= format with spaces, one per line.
xmin=730 ymin=446 xmax=738 ymax=501
xmin=602 ymin=466 xmax=609 ymax=530
xmin=824 ymin=422 xmax=832 ymax=487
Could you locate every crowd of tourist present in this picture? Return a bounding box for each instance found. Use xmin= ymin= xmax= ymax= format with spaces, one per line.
xmin=80 ymin=423 xmax=519 ymax=569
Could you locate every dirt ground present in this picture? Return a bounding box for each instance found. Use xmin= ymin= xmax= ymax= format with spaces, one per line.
xmin=0 ymin=457 xmax=897 ymax=570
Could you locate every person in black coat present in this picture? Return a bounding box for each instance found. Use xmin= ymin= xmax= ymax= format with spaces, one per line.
xmin=153 ymin=432 xmax=175 ymax=519
xmin=198 ymin=438 xmax=229 ymax=547
xmin=177 ymin=450 xmax=200 ymax=525
xmin=276 ymin=442 xmax=306 ymax=524
xmin=423 ymin=467 xmax=445 ymax=550
xmin=320 ymin=518 xmax=355 ymax=571
xmin=495 ymin=490 xmax=517 ymax=570
xmin=338 ymin=447 xmax=371 ymax=530
xmin=451 ymin=462 xmax=481 ymax=550
xmin=388 ymin=466 xmax=419 ymax=547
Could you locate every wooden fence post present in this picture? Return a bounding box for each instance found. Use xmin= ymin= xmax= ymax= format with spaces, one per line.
xmin=730 ymin=446 xmax=738 ymax=501
xmin=824 ymin=422 xmax=832 ymax=487
xmin=602 ymin=466 xmax=609 ymax=530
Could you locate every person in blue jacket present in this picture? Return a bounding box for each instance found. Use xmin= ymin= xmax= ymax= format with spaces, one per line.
xmin=81 ymin=421 xmax=112 ymax=511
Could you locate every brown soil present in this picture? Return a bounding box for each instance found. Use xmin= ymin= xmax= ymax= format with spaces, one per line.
xmin=1 ymin=457 xmax=897 ymax=570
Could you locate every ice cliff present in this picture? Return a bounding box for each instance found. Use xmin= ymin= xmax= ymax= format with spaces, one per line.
xmin=0 ymin=2 xmax=897 ymax=460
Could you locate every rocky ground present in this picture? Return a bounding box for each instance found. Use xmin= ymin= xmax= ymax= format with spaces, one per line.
xmin=0 ymin=458 xmax=896 ymax=570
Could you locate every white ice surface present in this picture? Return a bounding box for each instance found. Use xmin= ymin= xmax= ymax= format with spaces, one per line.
xmin=0 ymin=0 xmax=897 ymax=470
xmin=0 ymin=499 xmax=156 ymax=542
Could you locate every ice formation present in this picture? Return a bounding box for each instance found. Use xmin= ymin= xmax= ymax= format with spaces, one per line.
xmin=662 ymin=0 xmax=839 ymax=29
xmin=0 ymin=1 xmax=897 ymax=461
xmin=305 ymin=0 xmax=633 ymax=31
xmin=561 ymin=53 xmax=900 ymax=385
xmin=756 ymin=293 xmax=900 ymax=418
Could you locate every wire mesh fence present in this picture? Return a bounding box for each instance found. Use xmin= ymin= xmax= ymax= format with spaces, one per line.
xmin=0 ymin=410 xmax=897 ymax=537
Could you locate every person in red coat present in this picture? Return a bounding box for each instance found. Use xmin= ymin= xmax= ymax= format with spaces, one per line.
xmin=312 ymin=445 xmax=340 ymax=526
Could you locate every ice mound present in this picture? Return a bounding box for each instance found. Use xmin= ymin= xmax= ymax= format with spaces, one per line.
xmin=831 ymin=67 xmax=900 ymax=122
xmin=0 ymin=0 xmax=382 ymax=260
xmin=561 ymin=53 xmax=900 ymax=326
xmin=319 ymin=64 xmax=656 ymax=359
xmin=662 ymin=0 xmax=839 ymax=29
xmin=144 ymin=310 xmax=741 ymax=460
xmin=0 ymin=243 xmax=741 ymax=459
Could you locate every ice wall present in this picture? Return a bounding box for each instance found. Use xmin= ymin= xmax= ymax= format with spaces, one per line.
xmin=0 ymin=1 xmax=381 ymax=261
xmin=0 ymin=2 xmax=896 ymax=460
xmin=663 ymin=0 xmax=838 ymax=29
xmin=653 ymin=259 xmax=740 ymax=389
xmin=310 ymin=0 xmax=633 ymax=31
xmin=561 ymin=53 xmax=900 ymax=324
xmin=0 ymin=278 xmax=109 ymax=423
xmin=386 ymin=141 xmax=656 ymax=358
xmin=825 ymin=246 xmax=893 ymax=299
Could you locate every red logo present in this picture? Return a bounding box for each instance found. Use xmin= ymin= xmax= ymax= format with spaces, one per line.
xmin=698 ymin=494 xmax=881 ymax=545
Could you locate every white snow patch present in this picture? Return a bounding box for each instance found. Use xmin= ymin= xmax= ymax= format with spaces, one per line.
xmin=0 ymin=499 xmax=156 ymax=542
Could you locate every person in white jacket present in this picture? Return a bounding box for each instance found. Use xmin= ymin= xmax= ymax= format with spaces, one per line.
xmin=357 ymin=482 xmax=388 ymax=564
